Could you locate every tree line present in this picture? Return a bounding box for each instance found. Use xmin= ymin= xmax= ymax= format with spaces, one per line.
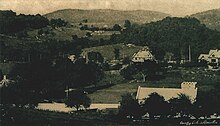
xmin=118 ymin=90 xmax=220 ymax=124
xmin=0 ymin=10 xmax=68 ymax=35
xmin=0 ymin=10 xmax=49 ymax=34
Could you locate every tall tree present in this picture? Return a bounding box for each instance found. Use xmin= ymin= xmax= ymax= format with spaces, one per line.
xmin=169 ymin=94 xmax=193 ymax=118
xmin=124 ymin=20 xmax=131 ymax=29
xmin=87 ymin=51 xmax=104 ymax=63
xmin=56 ymin=58 xmax=103 ymax=89
xmin=113 ymin=24 xmax=122 ymax=31
xmin=143 ymin=92 xmax=170 ymax=120
xmin=120 ymin=65 xmax=136 ymax=80
xmin=140 ymin=60 xmax=161 ymax=81
xmin=65 ymin=90 xmax=91 ymax=111
xmin=118 ymin=93 xmax=142 ymax=119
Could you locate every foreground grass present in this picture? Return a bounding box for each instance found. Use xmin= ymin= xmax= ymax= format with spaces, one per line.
xmin=1 ymin=106 xmax=184 ymax=126
xmin=1 ymin=106 xmax=117 ymax=126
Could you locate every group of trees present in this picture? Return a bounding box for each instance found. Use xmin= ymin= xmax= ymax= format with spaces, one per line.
xmin=1 ymin=34 xmax=91 ymax=62
xmin=120 ymin=60 xmax=164 ymax=81
xmin=119 ymin=91 xmax=220 ymax=123
xmin=65 ymin=90 xmax=91 ymax=111
xmin=0 ymin=10 xmax=69 ymax=36
xmin=50 ymin=18 xmax=68 ymax=28
xmin=0 ymin=10 xmax=49 ymax=34
xmin=0 ymin=57 xmax=103 ymax=108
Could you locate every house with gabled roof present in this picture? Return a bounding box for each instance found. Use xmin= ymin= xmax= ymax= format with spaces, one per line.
xmin=136 ymin=82 xmax=198 ymax=104
xmin=132 ymin=47 xmax=155 ymax=63
xmin=198 ymin=49 xmax=220 ymax=69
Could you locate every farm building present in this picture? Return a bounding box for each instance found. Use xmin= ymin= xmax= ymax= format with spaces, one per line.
xmin=136 ymin=82 xmax=198 ymax=104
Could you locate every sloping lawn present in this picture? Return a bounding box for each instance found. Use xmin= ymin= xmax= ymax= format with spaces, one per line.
xmin=83 ymin=44 xmax=142 ymax=61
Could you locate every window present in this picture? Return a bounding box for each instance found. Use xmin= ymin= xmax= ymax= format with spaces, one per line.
xmin=211 ymin=59 xmax=216 ymax=63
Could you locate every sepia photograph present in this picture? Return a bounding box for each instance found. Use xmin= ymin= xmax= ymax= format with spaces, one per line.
xmin=0 ymin=0 xmax=220 ymax=125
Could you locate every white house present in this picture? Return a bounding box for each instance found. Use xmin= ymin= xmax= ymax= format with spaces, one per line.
xmin=132 ymin=47 xmax=155 ymax=63
xmin=198 ymin=49 xmax=220 ymax=69
xmin=136 ymin=82 xmax=198 ymax=104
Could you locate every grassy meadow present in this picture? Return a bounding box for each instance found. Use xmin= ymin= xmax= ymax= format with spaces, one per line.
xmin=83 ymin=43 xmax=142 ymax=61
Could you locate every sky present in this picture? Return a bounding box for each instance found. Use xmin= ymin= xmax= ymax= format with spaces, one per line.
xmin=0 ymin=0 xmax=220 ymax=16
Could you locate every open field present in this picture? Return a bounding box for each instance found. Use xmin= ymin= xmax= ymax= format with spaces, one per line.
xmin=88 ymin=82 xmax=181 ymax=103
xmin=28 ymin=27 xmax=86 ymax=41
xmin=89 ymin=67 xmax=220 ymax=103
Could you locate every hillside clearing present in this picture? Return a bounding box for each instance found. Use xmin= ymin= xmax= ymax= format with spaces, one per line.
xmin=83 ymin=44 xmax=143 ymax=61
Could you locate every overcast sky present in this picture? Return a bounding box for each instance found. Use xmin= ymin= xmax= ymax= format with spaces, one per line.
xmin=0 ymin=0 xmax=220 ymax=16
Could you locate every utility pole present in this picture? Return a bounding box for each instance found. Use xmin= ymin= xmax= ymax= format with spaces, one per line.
xmin=189 ymin=45 xmax=191 ymax=62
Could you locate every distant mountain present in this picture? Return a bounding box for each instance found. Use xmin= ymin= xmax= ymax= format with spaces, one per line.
xmin=44 ymin=9 xmax=170 ymax=26
xmin=191 ymin=8 xmax=220 ymax=31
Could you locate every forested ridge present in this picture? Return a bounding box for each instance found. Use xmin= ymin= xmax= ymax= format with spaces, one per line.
xmin=112 ymin=17 xmax=220 ymax=61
